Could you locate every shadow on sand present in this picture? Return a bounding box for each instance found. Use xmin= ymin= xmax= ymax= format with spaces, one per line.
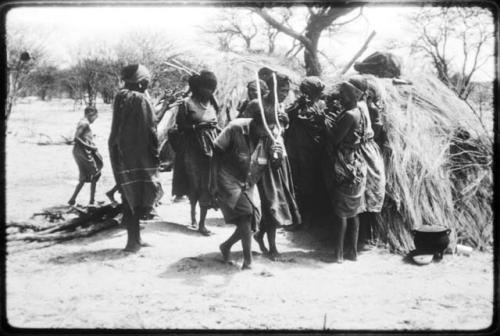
xmin=145 ymin=221 xmax=206 ymax=236
xmin=158 ymin=251 xmax=240 ymax=285
xmin=47 ymin=248 xmax=129 ymax=265
xmin=159 ymin=247 xmax=330 ymax=286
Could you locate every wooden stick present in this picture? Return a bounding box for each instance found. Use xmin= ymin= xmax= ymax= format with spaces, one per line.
xmin=162 ymin=61 xmax=194 ymax=75
xmin=171 ymin=59 xmax=199 ymax=75
xmin=340 ymin=30 xmax=377 ymax=75
xmin=255 ymin=72 xmax=276 ymax=143
xmin=271 ymin=72 xmax=282 ymax=136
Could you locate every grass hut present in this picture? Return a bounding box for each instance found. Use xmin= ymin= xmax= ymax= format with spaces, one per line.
xmin=367 ymin=73 xmax=492 ymax=253
xmin=161 ymin=52 xmax=493 ymax=254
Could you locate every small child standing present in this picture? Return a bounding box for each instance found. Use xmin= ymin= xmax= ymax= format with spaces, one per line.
xmin=68 ymin=106 xmax=103 ymax=206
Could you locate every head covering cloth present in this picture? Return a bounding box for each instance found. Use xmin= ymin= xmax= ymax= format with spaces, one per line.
xmin=300 ymin=76 xmax=325 ymax=98
xmin=247 ymin=79 xmax=269 ymax=97
xmin=84 ymin=106 xmax=98 ymax=116
xmin=121 ymin=64 xmax=151 ymax=84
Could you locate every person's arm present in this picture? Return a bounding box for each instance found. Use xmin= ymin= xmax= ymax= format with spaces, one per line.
xmin=325 ymin=110 xmax=355 ymax=147
xmin=368 ymin=99 xmax=383 ymax=141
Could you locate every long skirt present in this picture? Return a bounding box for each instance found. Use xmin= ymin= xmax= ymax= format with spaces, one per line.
xmin=257 ymin=157 xmax=301 ymax=230
xmin=359 ymin=139 xmax=386 ymax=213
xmin=171 ymin=129 xmax=217 ymax=208
xmin=183 ymin=132 xmax=217 ymax=207
xmin=323 ymin=144 xmax=367 ymax=219
xmin=73 ymin=144 xmax=103 ymax=182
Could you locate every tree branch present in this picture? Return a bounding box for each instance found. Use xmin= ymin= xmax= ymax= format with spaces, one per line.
xmin=340 ymin=30 xmax=376 ymax=75
xmin=253 ymin=8 xmax=311 ymax=49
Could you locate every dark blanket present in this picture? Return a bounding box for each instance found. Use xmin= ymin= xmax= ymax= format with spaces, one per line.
xmin=284 ymin=99 xmax=330 ymax=217
xmin=109 ymin=89 xmax=163 ymax=215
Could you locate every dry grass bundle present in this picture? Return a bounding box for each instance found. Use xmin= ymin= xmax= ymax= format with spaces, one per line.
xmin=202 ymin=51 xmax=304 ymax=125
xmin=373 ymin=73 xmax=493 ymax=253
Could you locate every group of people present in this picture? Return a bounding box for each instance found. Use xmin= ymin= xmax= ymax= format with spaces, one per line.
xmin=69 ymin=62 xmax=386 ymax=268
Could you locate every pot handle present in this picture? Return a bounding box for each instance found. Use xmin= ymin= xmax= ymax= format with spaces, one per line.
xmin=446 ymin=228 xmax=451 ymax=235
xmin=411 ymin=229 xmax=416 ymax=236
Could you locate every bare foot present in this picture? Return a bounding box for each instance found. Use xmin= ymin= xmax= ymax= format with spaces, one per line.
xmin=344 ymin=249 xmax=358 ymax=261
xmin=335 ymin=252 xmax=344 ymax=264
xmin=219 ymin=243 xmax=231 ymax=263
xmin=198 ymin=227 xmax=212 ymax=236
xmin=241 ymin=263 xmax=252 ymax=270
xmin=124 ymin=242 xmax=141 ymax=253
xmin=268 ymin=250 xmax=280 ymax=261
xmin=105 ymin=190 xmax=117 ymax=205
xmin=253 ymin=232 xmax=269 ymax=254
xmin=139 ymin=240 xmax=152 ymax=247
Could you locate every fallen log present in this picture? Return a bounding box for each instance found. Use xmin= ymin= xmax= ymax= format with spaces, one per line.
xmin=43 ymin=204 xmax=122 ymax=234
xmin=8 ymin=218 xmax=120 ymax=243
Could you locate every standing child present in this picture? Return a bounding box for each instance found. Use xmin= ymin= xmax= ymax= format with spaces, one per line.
xmin=68 ymin=106 xmax=103 ymax=206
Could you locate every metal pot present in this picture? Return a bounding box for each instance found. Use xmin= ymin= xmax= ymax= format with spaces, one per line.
xmin=412 ymin=225 xmax=451 ymax=258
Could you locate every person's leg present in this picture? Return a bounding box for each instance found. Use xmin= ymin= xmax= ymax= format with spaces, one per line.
xmin=254 ymin=208 xmax=269 ymax=254
xmin=220 ymin=223 xmax=242 ymax=263
xmin=106 ymin=185 xmax=119 ymax=204
xmin=68 ymin=181 xmax=85 ymax=205
xmin=198 ymin=205 xmax=211 ymax=236
xmin=123 ymin=200 xmax=141 ymax=252
xmin=239 ymin=216 xmax=253 ymax=269
xmin=267 ymin=225 xmax=279 ymax=260
xmin=189 ymin=198 xmax=197 ymax=227
xmin=336 ymin=217 xmax=347 ymax=263
xmin=346 ymin=216 xmax=360 ymax=261
xmin=253 ymin=226 xmax=269 ymax=254
xmin=89 ymin=172 xmax=101 ymax=205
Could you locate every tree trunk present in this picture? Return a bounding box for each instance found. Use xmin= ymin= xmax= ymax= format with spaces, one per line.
xmin=304 ymin=30 xmax=322 ymax=76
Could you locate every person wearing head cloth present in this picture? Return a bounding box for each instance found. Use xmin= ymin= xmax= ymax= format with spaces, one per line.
xmin=236 ymin=79 xmax=269 ymax=118
xmin=284 ymin=76 xmax=330 ymax=229
xmin=347 ymin=74 xmax=385 ymax=146
xmin=68 ymin=106 xmax=103 ymax=206
xmin=323 ymin=81 xmax=385 ymax=262
xmin=241 ymin=70 xmax=302 ymax=260
xmin=210 ymin=101 xmax=285 ymax=269
xmin=171 ymin=70 xmax=220 ymax=236
xmin=108 ymin=64 xmax=164 ymax=252
xmin=346 ymin=74 xmax=387 ymax=251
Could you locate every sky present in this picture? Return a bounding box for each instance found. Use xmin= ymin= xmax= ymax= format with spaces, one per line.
xmin=6 ymin=5 xmax=495 ymax=81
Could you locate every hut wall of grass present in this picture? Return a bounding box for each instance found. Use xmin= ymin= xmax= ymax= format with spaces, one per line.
xmin=373 ymin=73 xmax=493 ymax=253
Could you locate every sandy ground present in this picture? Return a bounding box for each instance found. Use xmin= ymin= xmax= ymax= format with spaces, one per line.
xmin=5 ymin=99 xmax=495 ymax=330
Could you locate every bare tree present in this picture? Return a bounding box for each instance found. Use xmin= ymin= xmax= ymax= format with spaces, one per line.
xmin=263 ymin=8 xmax=293 ymax=54
xmin=253 ymin=6 xmax=359 ymax=76
xmin=205 ymin=9 xmax=259 ymax=52
xmin=6 ymin=24 xmax=47 ymax=122
xmin=409 ymin=7 xmax=494 ymax=100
